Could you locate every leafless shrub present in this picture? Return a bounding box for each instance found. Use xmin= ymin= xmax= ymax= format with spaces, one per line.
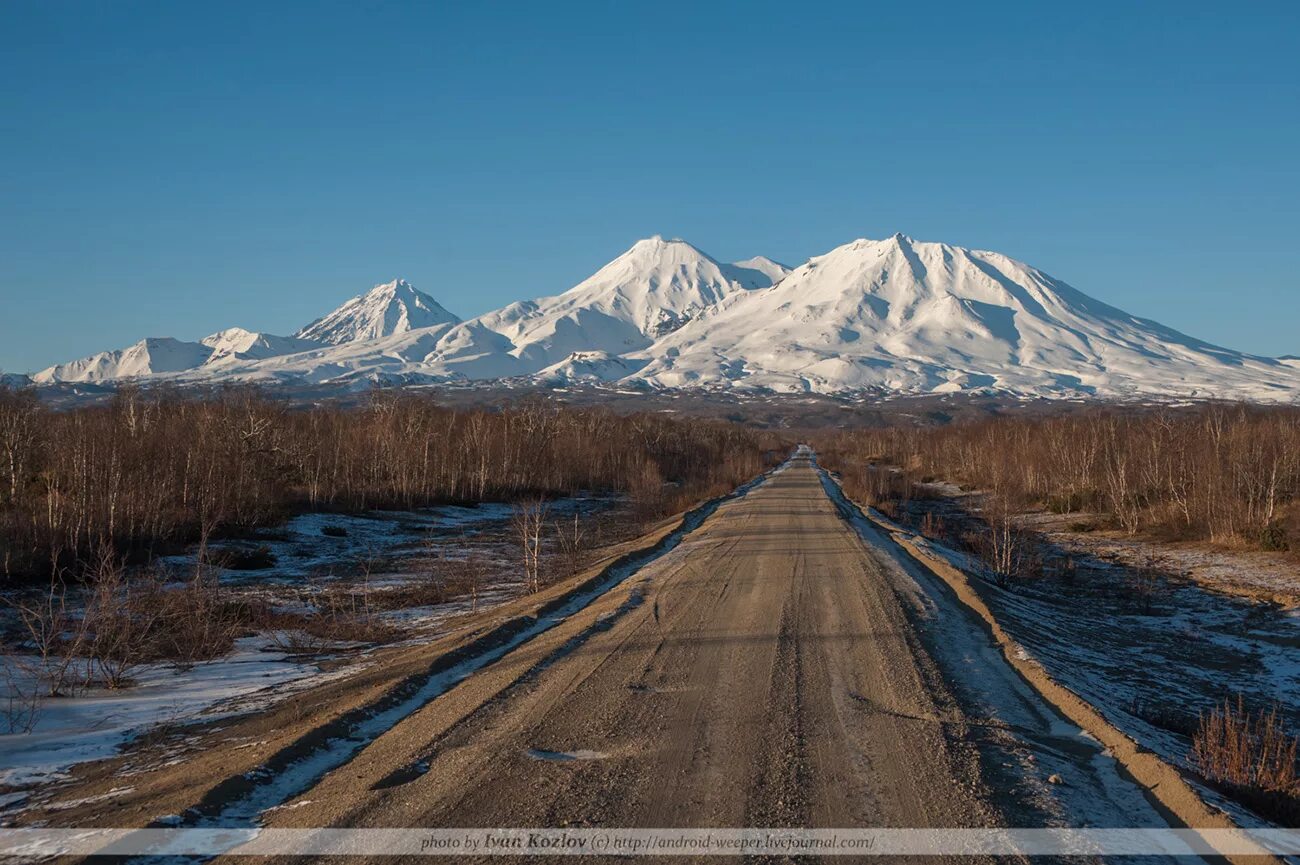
xmin=1124 ymin=555 xmax=1167 ymax=615
xmin=976 ymin=495 xmax=1036 ymax=587
xmin=83 ymin=548 xmax=164 ymax=689
xmin=0 ymin=662 xmax=43 ymax=734
xmin=157 ymin=567 xmax=242 ymax=670
xmin=552 ymin=512 xmax=590 ymax=579
xmin=10 ymin=547 xmax=246 ymax=691
xmin=269 ymin=574 xmax=399 ymax=655
xmin=10 ymin=574 xmax=90 ymax=697
xmin=459 ymin=551 xmax=491 ymax=613
xmin=919 ymin=511 xmax=946 ymax=541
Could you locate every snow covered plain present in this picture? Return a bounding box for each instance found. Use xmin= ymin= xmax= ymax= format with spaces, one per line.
xmin=30 ymin=234 xmax=1300 ymax=402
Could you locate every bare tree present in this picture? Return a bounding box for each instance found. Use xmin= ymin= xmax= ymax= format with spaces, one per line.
xmin=552 ymin=511 xmax=589 ymax=579
xmin=0 ymin=391 xmax=778 ymax=582
xmin=0 ymin=386 xmax=40 ymax=505
xmin=981 ymin=493 xmax=1032 ymax=587
xmin=815 ymin=405 xmax=1300 ymax=554
xmin=513 ymin=498 xmax=550 ymax=593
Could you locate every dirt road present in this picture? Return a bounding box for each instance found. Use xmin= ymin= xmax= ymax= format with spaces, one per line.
xmin=242 ymin=453 xmax=1176 ymax=860
xmin=17 ymin=452 xmax=1206 ymax=863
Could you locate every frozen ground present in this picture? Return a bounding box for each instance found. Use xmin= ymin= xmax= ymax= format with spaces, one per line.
xmin=0 ymin=637 xmax=351 ymax=794
xmin=1022 ymin=509 xmax=1300 ymax=604
xmin=878 ymin=495 xmax=1300 ymax=829
xmin=0 ymin=495 xmax=627 ymax=805
xmin=818 ymin=469 xmax=1179 ymax=843
xmin=158 ymin=496 xmax=610 ymax=586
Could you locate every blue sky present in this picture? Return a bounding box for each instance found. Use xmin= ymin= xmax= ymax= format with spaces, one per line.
xmin=2 ymin=1 xmax=1297 ymax=372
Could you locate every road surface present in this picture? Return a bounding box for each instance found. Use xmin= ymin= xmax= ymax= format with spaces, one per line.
xmin=246 ymin=454 xmax=1172 ymax=863
xmin=22 ymin=452 xmax=1191 ymax=863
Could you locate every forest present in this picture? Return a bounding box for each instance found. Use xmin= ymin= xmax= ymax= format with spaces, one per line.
xmin=0 ymin=385 xmax=784 ymax=582
xmin=817 ymin=403 xmax=1300 ymax=554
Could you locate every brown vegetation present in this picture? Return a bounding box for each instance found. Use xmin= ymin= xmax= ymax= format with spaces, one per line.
xmin=0 ymin=385 xmax=783 ymax=582
xmin=817 ymin=404 xmax=1300 ymax=554
xmin=1192 ymin=696 xmax=1299 ymax=824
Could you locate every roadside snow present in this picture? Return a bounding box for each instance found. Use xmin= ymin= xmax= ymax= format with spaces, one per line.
xmin=158 ymin=496 xmax=607 ymax=586
xmin=864 ymin=479 xmax=1300 ymax=830
xmin=0 ymin=495 xmax=624 ymax=798
xmin=0 ymin=638 xmax=333 ymax=789
xmin=818 ymin=465 xmax=1179 ymax=838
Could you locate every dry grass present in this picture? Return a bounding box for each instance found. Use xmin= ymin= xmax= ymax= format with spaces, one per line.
xmin=1191 ymin=696 xmax=1299 ymax=824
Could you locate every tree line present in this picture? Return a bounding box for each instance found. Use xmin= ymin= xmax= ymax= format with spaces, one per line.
xmin=816 ymin=403 xmax=1300 ymax=553
xmin=0 ymin=385 xmax=784 ymax=581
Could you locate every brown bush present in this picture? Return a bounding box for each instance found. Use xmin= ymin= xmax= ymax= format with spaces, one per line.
xmin=1191 ymin=696 xmax=1299 ymax=823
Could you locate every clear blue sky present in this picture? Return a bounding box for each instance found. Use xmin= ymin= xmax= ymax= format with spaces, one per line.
xmin=3 ymin=1 xmax=1298 ymax=373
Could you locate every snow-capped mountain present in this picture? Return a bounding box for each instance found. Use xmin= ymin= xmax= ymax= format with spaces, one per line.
xmin=33 ymin=337 xmax=217 ymax=384
xmin=32 ymin=278 xmax=458 ymax=384
xmin=201 ymin=328 xmax=319 ymax=362
xmin=419 ymin=236 xmax=782 ymax=379
xmin=28 ymin=235 xmax=1300 ymax=401
xmin=31 ymin=331 xmax=315 ymax=384
xmin=632 ymin=234 xmax=1300 ymax=398
xmin=732 ymin=255 xmax=791 ymax=287
xmin=296 ymin=279 xmax=460 ymax=345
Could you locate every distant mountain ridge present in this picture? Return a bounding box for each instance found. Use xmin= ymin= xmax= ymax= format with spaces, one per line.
xmin=28 ymin=235 xmax=1300 ymax=402
xmin=31 ymin=279 xmax=461 ymax=384
xmin=295 ymin=279 xmax=460 ymax=345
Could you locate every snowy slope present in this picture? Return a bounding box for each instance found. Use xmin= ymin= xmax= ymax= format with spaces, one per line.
xmin=33 ymin=337 xmax=216 ymax=383
xmin=179 ymin=321 xmax=461 ymax=385
xmin=296 ymin=279 xmax=460 ymax=345
xmin=420 ymin=236 xmax=778 ymax=377
xmin=28 ymin=235 xmax=1300 ymax=401
xmin=634 ymin=234 xmax=1300 ymax=399
xmin=731 ymin=255 xmax=791 ymax=286
xmin=201 ymin=328 xmax=320 ymax=362
xmin=534 ymin=351 xmax=651 ymax=384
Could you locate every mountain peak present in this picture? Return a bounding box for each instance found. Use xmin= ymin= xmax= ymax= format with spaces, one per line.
xmin=731 ymin=255 xmax=791 ymax=286
xmin=296 ymin=279 xmax=460 ymax=345
xmin=620 ymin=235 xmax=713 ymax=263
xmin=369 ymin=278 xmax=415 ymax=294
xmin=203 ymin=327 xmax=256 ymax=343
xmin=29 ymin=233 xmax=1300 ymax=402
xmin=202 ymin=327 xmax=319 ymax=361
